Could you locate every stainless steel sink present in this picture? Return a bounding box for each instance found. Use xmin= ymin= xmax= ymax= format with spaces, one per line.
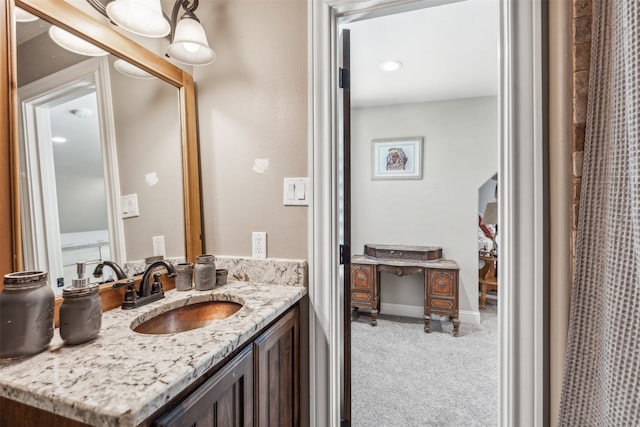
xmin=132 ymin=301 xmax=242 ymax=334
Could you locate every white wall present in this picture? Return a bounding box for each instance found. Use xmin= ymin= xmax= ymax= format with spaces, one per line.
xmin=351 ymin=96 xmax=498 ymax=319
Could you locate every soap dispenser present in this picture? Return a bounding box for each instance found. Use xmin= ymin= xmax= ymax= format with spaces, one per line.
xmin=59 ymin=263 xmax=102 ymax=345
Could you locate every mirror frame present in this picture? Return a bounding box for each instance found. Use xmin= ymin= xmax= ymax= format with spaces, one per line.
xmin=0 ymin=0 xmax=203 ymax=283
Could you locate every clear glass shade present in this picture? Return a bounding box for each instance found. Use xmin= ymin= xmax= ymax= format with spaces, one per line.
xmin=166 ymin=17 xmax=216 ymax=66
xmin=49 ymin=26 xmax=109 ymax=57
xmin=106 ymin=0 xmax=170 ymax=38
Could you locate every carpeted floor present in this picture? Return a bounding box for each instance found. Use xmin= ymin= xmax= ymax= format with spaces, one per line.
xmin=351 ymin=297 xmax=498 ymax=427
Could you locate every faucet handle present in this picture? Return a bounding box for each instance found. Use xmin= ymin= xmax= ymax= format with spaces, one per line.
xmin=151 ymin=273 xmax=164 ymax=295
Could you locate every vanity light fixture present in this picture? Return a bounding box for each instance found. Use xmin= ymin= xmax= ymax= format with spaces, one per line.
xmin=51 ymin=136 xmax=67 ymax=143
xmin=48 ymin=26 xmax=109 ymax=57
xmin=105 ymin=0 xmax=170 ymax=38
xmin=14 ymin=7 xmax=39 ymax=22
xmin=85 ymin=0 xmax=215 ymax=66
xmin=113 ymin=59 xmax=155 ymax=79
xmin=379 ymin=60 xmax=403 ymax=72
xmin=165 ymin=0 xmax=215 ymax=66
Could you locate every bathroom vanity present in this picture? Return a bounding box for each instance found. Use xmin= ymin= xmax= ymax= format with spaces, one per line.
xmin=0 ymin=280 xmax=306 ymax=426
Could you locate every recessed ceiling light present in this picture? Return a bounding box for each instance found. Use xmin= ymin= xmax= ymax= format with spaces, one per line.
xmin=70 ymin=108 xmax=93 ymax=118
xmin=379 ymin=60 xmax=403 ymax=72
xmin=51 ymin=137 xmax=67 ymax=143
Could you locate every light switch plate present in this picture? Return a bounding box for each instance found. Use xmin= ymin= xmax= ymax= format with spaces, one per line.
xmin=283 ymin=177 xmax=309 ymax=206
xmin=121 ymin=193 xmax=139 ymax=218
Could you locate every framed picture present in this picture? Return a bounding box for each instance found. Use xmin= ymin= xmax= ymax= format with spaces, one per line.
xmin=371 ymin=137 xmax=423 ymax=180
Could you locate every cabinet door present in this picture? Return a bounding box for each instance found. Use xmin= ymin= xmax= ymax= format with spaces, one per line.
xmin=154 ymin=346 xmax=253 ymax=427
xmin=254 ymin=307 xmax=299 ymax=427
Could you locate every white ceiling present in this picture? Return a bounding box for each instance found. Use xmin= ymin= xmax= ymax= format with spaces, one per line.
xmin=343 ymin=0 xmax=499 ymax=108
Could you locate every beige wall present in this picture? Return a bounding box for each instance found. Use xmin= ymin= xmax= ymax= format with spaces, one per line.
xmin=352 ymin=97 xmax=498 ymax=318
xmin=111 ymin=57 xmax=185 ymax=261
xmin=193 ymin=0 xmax=308 ymax=259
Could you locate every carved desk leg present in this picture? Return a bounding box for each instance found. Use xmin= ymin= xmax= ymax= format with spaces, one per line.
xmin=371 ymin=296 xmax=379 ymax=326
xmin=424 ymin=313 xmax=431 ymax=333
xmin=452 ymin=317 xmax=460 ymax=337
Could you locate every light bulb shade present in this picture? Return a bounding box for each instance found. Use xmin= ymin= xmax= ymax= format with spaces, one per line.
xmin=15 ymin=7 xmax=39 ymax=22
xmin=49 ymin=26 xmax=109 ymax=57
xmin=166 ymin=17 xmax=216 ymax=66
xmin=114 ymin=59 xmax=155 ymax=79
xmin=106 ymin=0 xmax=170 ymax=38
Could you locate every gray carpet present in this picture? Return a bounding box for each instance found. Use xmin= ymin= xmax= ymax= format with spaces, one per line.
xmin=351 ymin=298 xmax=498 ymax=427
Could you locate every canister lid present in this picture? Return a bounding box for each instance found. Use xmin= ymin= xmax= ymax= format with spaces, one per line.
xmin=196 ymin=254 xmax=215 ymax=263
xmin=3 ymin=271 xmax=48 ymax=289
xmin=63 ymin=283 xmax=99 ymax=298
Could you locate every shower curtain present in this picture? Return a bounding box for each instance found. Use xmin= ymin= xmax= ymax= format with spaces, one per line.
xmin=559 ymin=0 xmax=640 ymax=425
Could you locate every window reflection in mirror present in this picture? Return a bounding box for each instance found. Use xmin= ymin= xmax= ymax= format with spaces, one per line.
xmin=15 ymin=13 xmax=185 ymax=294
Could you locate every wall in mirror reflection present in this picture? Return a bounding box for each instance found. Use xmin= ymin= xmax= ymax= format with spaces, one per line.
xmin=16 ymin=16 xmax=185 ymax=292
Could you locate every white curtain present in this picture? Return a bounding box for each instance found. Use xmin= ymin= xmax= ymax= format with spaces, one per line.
xmin=559 ymin=0 xmax=640 ymax=425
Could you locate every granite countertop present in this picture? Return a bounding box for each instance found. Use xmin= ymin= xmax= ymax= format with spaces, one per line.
xmin=0 ymin=280 xmax=307 ymax=426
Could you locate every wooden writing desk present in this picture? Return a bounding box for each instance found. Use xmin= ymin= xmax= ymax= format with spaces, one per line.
xmin=350 ymin=245 xmax=460 ymax=336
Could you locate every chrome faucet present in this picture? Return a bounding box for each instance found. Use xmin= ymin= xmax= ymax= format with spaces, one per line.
xmin=92 ymin=261 xmax=127 ymax=282
xmin=113 ymin=260 xmax=176 ymax=310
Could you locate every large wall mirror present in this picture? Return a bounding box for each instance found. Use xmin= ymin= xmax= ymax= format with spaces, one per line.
xmin=1 ymin=0 xmax=203 ymax=293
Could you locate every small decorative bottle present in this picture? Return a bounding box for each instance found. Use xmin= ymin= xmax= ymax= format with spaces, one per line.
xmin=194 ymin=255 xmax=216 ymax=290
xmin=59 ymin=263 xmax=102 ymax=345
xmin=0 ymin=271 xmax=54 ymax=358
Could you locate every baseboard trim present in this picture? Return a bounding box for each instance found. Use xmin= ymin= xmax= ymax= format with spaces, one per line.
xmin=379 ymin=302 xmax=423 ymax=319
xmin=459 ymin=310 xmax=481 ymax=325
xmin=380 ymin=303 xmax=481 ymax=326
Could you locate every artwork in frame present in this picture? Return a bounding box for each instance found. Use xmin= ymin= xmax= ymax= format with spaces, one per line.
xmin=371 ymin=137 xmax=423 ymax=180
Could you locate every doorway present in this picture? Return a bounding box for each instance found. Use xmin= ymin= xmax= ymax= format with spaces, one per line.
xmin=343 ymin=2 xmax=499 ymax=424
xmin=18 ymin=57 xmax=123 ymax=292
xmin=308 ymin=0 xmax=548 ymax=425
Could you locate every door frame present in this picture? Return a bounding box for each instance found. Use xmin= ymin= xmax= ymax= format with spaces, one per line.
xmin=18 ymin=57 xmax=124 ymax=286
xmin=308 ymin=0 xmax=548 ymax=426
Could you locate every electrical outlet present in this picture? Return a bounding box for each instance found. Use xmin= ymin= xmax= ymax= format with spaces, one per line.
xmin=252 ymin=232 xmax=267 ymax=259
xmin=152 ymin=235 xmax=166 ymax=257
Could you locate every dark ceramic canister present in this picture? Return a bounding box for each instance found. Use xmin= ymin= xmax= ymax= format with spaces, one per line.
xmin=194 ymin=254 xmax=216 ymax=290
xmin=0 ymin=271 xmax=54 ymax=358
xmin=59 ymin=284 xmax=102 ymax=345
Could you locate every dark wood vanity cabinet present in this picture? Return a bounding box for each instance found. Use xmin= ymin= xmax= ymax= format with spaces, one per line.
xmin=153 ymin=305 xmax=299 ymax=427
xmin=154 ymin=346 xmax=254 ymax=427
xmin=254 ymin=307 xmax=299 ymax=426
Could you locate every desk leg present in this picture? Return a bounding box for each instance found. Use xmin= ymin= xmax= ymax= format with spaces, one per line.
xmin=424 ymin=314 xmax=431 ymax=333
xmin=371 ymin=296 xmax=379 ymax=326
xmin=452 ymin=317 xmax=460 ymax=337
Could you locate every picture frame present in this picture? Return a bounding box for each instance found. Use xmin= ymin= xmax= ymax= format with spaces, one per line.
xmin=371 ymin=137 xmax=423 ymax=180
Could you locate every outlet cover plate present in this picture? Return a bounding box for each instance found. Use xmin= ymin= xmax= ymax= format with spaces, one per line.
xmin=252 ymin=232 xmax=267 ymax=258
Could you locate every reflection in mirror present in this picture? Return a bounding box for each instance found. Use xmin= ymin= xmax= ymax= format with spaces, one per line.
xmin=15 ymin=12 xmax=185 ymax=294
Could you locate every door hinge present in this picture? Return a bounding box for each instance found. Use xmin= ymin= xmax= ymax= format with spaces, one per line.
xmin=340 ymin=244 xmax=350 ymax=265
xmin=339 ymin=67 xmax=350 ymax=89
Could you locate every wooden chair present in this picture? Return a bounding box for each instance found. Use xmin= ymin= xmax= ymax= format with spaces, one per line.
xmin=478 ymin=252 xmax=498 ymax=310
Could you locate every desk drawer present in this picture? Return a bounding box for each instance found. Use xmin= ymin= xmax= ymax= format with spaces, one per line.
xmin=429 ymin=270 xmax=456 ymax=297
xmin=352 ymin=291 xmax=373 ymax=304
xmin=351 ymin=264 xmax=375 ymax=291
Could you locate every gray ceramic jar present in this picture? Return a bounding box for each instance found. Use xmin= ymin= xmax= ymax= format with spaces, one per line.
xmin=59 ymin=284 xmax=102 ymax=345
xmin=0 ymin=271 xmax=54 ymax=358
xmin=175 ymin=262 xmax=194 ymax=291
xmin=195 ymin=255 xmax=216 ymax=290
